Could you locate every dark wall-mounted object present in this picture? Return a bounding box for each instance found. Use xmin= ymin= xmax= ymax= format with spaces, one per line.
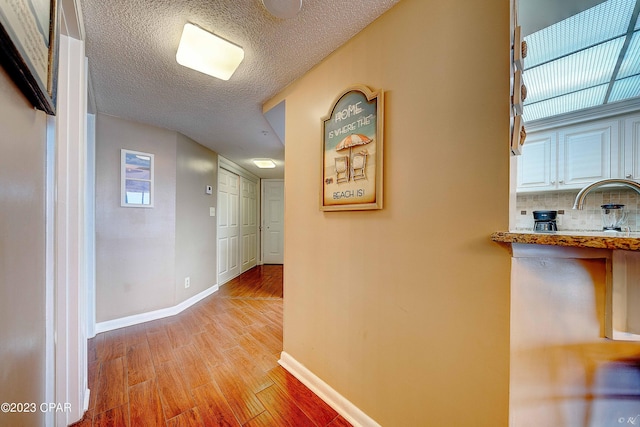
xmin=0 ymin=0 xmax=60 ymax=115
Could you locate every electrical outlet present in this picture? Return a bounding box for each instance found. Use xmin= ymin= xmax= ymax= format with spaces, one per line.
xmin=184 ymin=277 xmax=190 ymax=288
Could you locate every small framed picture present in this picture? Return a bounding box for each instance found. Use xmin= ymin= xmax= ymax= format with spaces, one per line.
xmin=121 ymin=149 xmax=154 ymax=207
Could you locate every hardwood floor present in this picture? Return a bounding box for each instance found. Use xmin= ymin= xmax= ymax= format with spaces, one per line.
xmin=73 ymin=265 xmax=350 ymax=427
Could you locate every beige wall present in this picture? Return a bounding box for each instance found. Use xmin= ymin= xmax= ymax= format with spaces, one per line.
xmin=175 ymin=133 xmax=218 ymax=301
xmin=266 ymin=0 xmax=511 ymax=424
xmin=95 ymin=114 xmax=221 ymax=323
xmin=0 ymin=67 xmax=48 ymax=426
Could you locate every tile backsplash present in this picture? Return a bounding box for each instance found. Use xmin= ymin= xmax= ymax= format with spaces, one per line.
xmin=515 ymin=189 xmax=640 ymax=232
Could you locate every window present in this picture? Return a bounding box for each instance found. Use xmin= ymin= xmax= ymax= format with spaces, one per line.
xmin=121 ymin=149 xmax=154 ymax=207
xmin=522 ymin=0 xmax=640 ymax=122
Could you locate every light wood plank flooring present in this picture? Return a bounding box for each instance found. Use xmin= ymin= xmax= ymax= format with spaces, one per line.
xmin=73 ymin=265 xmax=350 ymax=426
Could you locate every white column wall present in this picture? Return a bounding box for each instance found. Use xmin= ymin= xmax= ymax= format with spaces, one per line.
xmin=55 ymin=34 xmax=89 ymax=426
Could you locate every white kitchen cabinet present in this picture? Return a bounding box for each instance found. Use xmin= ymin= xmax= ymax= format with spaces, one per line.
xmin=624 ymin=113 xmax=640 ymax=180
xmin=517 ymin=119 xmax=621 ymax=192
xmin=517 ymin=132 xmax=556 ymax=191
xmin=557 ymin=119 xmax=619 ymax=187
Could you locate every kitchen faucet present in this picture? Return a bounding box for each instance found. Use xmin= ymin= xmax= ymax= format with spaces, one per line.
xmin=573 ymin=178 xmax=640 ymax=210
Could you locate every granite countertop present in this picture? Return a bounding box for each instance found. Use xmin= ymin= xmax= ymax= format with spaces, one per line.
xmin=491 ymin=230 xmax=640 ymax=251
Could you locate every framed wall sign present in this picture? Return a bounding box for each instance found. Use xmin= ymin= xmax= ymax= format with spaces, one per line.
xmin=321 ymin=85 xmax=384 ymax=211
xmin=0 ymin=0 xmax=60 ymax=115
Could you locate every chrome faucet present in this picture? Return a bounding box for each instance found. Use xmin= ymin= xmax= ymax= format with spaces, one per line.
xmin=573 ymin=178 xmax=640 ymax=209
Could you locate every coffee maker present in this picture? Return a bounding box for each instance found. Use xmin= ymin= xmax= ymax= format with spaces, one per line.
xmin=533 ymin=210 xmax=558 ymax=232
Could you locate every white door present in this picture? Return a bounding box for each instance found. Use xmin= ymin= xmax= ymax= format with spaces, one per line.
xmin=262 ymin=180 xmax=284 ymax=264
xmin=241 ymin=177 xmax=258 ymax=272
xmin=218 ymin=169 xmax=241 ymax=284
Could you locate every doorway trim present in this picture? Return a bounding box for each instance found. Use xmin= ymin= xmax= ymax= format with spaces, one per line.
xmin=54 ymin=33 xmax=89 ymax=426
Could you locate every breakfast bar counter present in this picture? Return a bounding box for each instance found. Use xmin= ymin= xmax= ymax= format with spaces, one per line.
xmin=491 ymin=230 xmax=640 ymax=251
xmin=492 ymin=230 xmax=640 ymax=342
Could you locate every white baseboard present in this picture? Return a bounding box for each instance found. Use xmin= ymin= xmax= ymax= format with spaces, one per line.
xmin=278 ymin=351 xmax=381 ymax=427
xmin=95 ymin=284 xmax=219 ymax=333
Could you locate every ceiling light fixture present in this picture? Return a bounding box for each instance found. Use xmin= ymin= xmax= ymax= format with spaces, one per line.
xmin=262 ymin=0 xmax=302 ymax=19
xmin=176 ymin=23 xmax=244 ymax=81
xmin=253 ymin=159 xmax=277 ymax=169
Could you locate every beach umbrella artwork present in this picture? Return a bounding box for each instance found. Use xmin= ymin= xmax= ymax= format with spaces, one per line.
xmin=336 ymin=133 xmax=372 ymax=156
xmin=334 ymin=133 xmax=373 ymax=182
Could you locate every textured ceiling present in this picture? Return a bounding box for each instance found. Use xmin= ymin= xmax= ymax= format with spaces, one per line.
xmin=79 ymin=0 xmax=401 ymax=178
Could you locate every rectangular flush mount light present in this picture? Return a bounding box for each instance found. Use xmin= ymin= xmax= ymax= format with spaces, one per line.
xmin=176 ymin=23 xmax=244 ymax=80
xmin=253 ymin=159 xmax=276 ymax=168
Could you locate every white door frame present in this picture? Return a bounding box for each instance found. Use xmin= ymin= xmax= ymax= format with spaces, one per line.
xmin=45 ymin=116 xmax=56 ymax=427
xmin=86 ymin=112 xmax=96 ymax=340
xmin=53 ymin=34 xmax=89 ymax=426
xmin=240 ymin=176 xmax=258 ymax=272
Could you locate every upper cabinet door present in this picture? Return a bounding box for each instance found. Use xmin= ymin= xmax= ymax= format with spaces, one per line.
xmin=557 ymin=120 xmax=619 ymax=188
xmin=517 ymin=131 xmax=556 ymax=191
xmin=624 ymin=114 xmax=640 ymax=180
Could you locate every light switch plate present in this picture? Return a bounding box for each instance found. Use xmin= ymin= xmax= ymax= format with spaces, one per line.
xmin=210 ymin=207 xmax=215 ymax=217
xmin=206 ymin=185 xmax=213 ymax=195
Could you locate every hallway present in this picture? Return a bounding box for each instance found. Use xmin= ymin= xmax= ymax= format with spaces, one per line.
xmin=75 ymin=265 xmax=350 ymax=426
